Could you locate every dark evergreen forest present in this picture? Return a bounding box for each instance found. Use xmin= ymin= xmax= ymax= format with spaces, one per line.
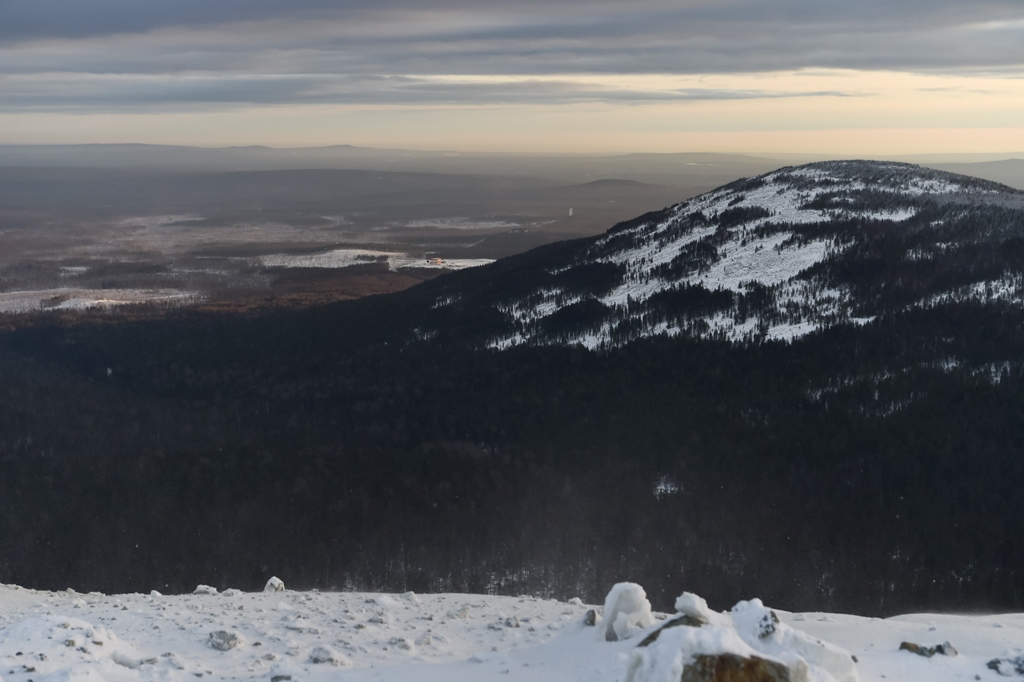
xmin=2 ymin=162 xmax=1022 ymax=616
xmin=1 ymin=293 xmax=1022 ymax=616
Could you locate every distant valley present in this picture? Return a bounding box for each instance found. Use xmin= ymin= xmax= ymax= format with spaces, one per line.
xmin=1 ymin=146 xmax=1020 ymax=320
xmin=0 ymin=166 xmax=686 ymax=316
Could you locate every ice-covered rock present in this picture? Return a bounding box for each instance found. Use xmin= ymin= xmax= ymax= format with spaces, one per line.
xmin=638 ymin=614 xmax=707 ymax=648
xmin=675 ymin=593 xmax=713 ymax=624
xmin=368 ymin=594 xmax=396 ymax=608
xmin=624 ymin=592 xmax=860 ymax=682
xmin=264 ymin=576 xmax=285 ymax=592
xmin=308 ymin=645 xmax=351 ymax=666
xmin=269 ymin=659 xmax=305 ymax=681
xmin=448 ymin=605 xmax=472 ymax=619
xmin=732 ymin=599 xmax=859 ymax=682
xmin=988 ymin=655 xmax=1024 ymax=676
xmin=625 ymin=620 xmax=777 ymax=682
xmin=208 ymin=630 xmax=243 ymax=651
xmin=603 ymin=582 xmax=656 ymax=642
xmin=388 ymin=637 xmax=414 ymax=651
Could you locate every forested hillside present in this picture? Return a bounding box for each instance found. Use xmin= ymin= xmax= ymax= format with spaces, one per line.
xmin=1 ymin=161 xmax=1022 ymax=616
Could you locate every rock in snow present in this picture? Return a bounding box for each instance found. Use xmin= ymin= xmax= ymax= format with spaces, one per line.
xmin=679 ymin=653 xmax=790 ymax=682
xmin=988 ymin=655 xmax=1024 ymax=676
xmin=626 ymin=595 xmax=861 ymax=682
xmin=604 ymin=582 xmax=656 ymax=642
xmin=308 ymin=644 xmax=351 ymax=666
xmin=675 ymin=593 xmax=714 ymax=624
xmin=899 ymin=640 xmax=958 ymax=658
xmin=208 ymin=630 xmax=243 ymax=651
xmin=731 ymin=599 xmax=859 ymax=682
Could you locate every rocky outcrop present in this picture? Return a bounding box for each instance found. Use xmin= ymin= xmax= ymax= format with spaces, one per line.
xmin=680 ymin=653 xmax=791 ymax=682
xmin=623 ymin=589 xmax=859 ymax=682
xmin=899 ymin=641 xmax=958 ymax=658
xmin=604 ymin=583 xmax=656 ymax=642
xmin=638 ymin=614 xmax=708 ymax=647
xmin=988 ymin=656 xmax=1024 ymax=676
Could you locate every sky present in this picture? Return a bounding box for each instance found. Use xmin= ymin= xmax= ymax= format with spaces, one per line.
xmin=1 ymin=0 xmax=1023 ymax=154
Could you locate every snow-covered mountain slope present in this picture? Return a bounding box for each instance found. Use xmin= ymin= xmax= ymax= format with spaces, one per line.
xmin=420 ymin=161 xmax=1024 ymax=349
xmin=2 ymin=582 xmax=1022 ymax=682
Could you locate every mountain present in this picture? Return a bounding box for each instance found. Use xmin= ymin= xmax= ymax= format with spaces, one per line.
xmin=1 ymin=161 xmax=1023 ymax=616
xmin=409 ymin=160 xmax=1024 ymax=348
xmin=926 ymin=158 xmax=1024 ymax=191
xmin=0 ymin=144 xmax=788 ymax=188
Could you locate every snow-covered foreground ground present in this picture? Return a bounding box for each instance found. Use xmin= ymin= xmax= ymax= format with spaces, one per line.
xmin=1 ymin=581 xmax=1022 ymax=682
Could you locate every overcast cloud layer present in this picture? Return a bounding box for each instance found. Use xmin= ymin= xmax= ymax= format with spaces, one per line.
xmin=1 ymin=0 xmax=1023 ymax=112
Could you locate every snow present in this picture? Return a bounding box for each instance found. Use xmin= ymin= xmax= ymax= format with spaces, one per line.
xmin=652 ymin=476 xmax=681 ymax=498
xmin=498 ymin=288 xmax=584 ymax=324
xmin=258 ymin=249 xmax=393 ymax=269
xmin=732 ymin=599 xmax=859 ymax=682
xmin=850 ymin=208 xmax=917 ymax=222
xmin=602 ymin=584 xmax=655 ymax=642
xmin=117 ymin=215 xmax=205 ymax=229
xmin=2 ymin=582 xmax=1021 ymax=682
xmin=402 ymin=217 xmax=525 ymax=231
xmin=693 ymin=235 xmax=832 ymax=293
xmin=485 ymin=161 xmax=1017 ymax=351
xmin=258 ymin=249 xmax=494 ymax=271
xmin=920 ymin=274 xmax=1024 ymax=308
xmin=674 ymin=594 xmax=712 ymax=624
xmin=625 ymin=624 xmax=762 ymax=682
xmin=0 ymin=288 xmax=202 ymax=315
xmin=488 ymin=164 xmax=860 ymax=348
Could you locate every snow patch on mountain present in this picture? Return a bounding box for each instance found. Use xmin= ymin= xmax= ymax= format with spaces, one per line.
xmin=474 ymin=161 xmax=1023 ymax=350
xmin=921 ymin=273 xmax=1024 ymax=308
xmin=694 ymin=235 xmax=833 ymax=292
xmin=259 ymin=249 xmax=494 ymax=271
xmin=499 ymin=288 xmax=584 ymax=323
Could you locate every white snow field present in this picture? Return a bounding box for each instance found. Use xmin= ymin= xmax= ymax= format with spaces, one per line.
xmin=258 ymin=249 xmax=494 ymax=271
xmin=0 ymin=288 xmax=202 ymax=315
xmin=2 ymin=581 xmax=1022 ymax=682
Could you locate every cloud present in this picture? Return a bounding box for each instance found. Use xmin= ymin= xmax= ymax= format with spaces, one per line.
xmin=0 ymin=0 xmax=1022 ymax=111
xmin=0 ymin=72 xmax=863 ymax=112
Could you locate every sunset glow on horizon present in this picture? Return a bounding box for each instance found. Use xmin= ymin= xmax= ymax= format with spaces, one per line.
xmin=2 ymin=2 xmax=1023 ymax=155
